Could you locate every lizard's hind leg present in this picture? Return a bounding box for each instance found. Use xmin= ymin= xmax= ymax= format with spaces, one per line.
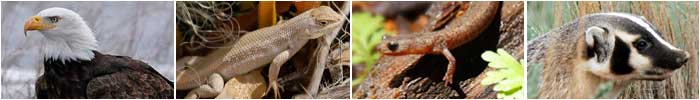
xmin=266 ymin=50 xmax=292 ymax=98
xmin=185 ymin=73 xmax=225 ymax=99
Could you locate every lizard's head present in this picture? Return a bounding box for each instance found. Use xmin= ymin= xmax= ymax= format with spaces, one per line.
xmin=295 ymin=6 xmax=344 ymax=39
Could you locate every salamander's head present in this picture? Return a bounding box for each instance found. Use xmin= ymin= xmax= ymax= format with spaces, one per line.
xmin=576 ymin=13 xmax=689 ymax=81
xmin=295 ymin=6 xmax=344 ymax=39
xmin=376 ymin=34 xmax=436 ymax=55
xmin=377 ymin=38 xmax=404 ymax=55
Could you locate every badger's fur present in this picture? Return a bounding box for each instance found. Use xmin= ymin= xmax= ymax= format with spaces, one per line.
xmin=528 ymin=13 xmax=690 ymax=98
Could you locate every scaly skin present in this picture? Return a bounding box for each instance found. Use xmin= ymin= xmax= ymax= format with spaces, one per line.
xmin=176 ymin=6 xmax=344 ymax=98
xmin=376 ymin=1 xmax=500 ymax=85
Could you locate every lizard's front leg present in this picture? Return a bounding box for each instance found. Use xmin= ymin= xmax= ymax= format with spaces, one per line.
xmin=185 ymin=73 xmax=225 ymax=99
xmin=267 ymin=50 xmax=292 ymax=98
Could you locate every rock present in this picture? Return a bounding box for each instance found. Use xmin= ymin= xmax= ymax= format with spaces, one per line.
xmin=215 ymin=70 xmax=267 ymax=99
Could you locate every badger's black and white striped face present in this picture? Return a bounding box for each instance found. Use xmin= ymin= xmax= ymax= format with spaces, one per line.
xmin=583 ymin=13 xmax=690 ymax=80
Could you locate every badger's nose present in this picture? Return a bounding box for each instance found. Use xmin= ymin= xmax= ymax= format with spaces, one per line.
xmin=669 ymin=57 xmax=690 ymax=70
xmin=677 ymin=51 xmax=690 ymax=64
xmin=676 ymin=56 xmax=688 ymax=65
xmin=666 ymin=51 xmax=690 ymax=70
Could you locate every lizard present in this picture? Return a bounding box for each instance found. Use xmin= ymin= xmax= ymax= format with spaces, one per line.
xmin=176 ymin=6 xmax=344 ymax=98
xmin=375 ymin=1 xmax=500 ymax=86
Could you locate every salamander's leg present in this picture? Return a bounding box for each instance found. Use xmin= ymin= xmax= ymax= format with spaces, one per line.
xmin=185 ymin=73 xmax=224 ymax=99
xmin=267 ymin=50 xmax=291 ymax=98
xmin=441 ymin=48 xmax=457 ymax=86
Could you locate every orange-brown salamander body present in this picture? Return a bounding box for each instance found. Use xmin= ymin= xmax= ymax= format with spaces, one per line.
xmin=376 ymin=1 xmax=500 ymax=85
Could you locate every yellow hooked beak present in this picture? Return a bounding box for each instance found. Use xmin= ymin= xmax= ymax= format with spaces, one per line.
xmin=24 ymin=16 xmax=51 ymax=36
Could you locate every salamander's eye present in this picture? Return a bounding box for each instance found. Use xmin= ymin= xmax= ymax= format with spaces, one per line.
xmin=388 ymin=42 xmax=399 ymax=52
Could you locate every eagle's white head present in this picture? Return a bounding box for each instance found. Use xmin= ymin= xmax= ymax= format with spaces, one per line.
xmin=24 ymin=7 xmax=98 ymax=62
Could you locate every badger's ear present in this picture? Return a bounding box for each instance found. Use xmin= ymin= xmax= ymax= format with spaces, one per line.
xmin=585 ymin=26 xmax=613 ymax=62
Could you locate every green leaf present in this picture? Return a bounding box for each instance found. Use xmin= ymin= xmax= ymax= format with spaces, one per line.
xmin=480 ymin=49 xmax=524 ymax=99
xmin=352 ymin=55 xmax=366 ymax=64
xmin=351 ymin=12 xmax=386 ymax=87
xmin=481 ymin=71 xmax=505 ymax=85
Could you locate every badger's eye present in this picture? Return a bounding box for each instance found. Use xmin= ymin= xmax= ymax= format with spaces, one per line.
xmin=46 ymin=16 xmax=61 ymax=23
xmin=634 ymin=39 xmax=650 ymax=50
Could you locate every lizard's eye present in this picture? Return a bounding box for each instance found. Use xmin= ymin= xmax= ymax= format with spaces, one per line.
xmin=317 ymin=20 xmax=329 ymax=26
xmin=387 ymin=42 xmax=399 ymax=52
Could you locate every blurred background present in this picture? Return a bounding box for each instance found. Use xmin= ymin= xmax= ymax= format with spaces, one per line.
xmin=1 ymin=1 xmax=174 ymax=98
xmin=527 ymin=1 xmax=698 ymax=99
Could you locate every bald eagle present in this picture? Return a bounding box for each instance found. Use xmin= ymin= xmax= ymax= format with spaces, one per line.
xmin=23 ymin=7 xmax=173 ymax=98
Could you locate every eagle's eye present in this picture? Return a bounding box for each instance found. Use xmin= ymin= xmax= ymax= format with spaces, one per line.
xmin=46 ymin=16 xmax=61 ymax=23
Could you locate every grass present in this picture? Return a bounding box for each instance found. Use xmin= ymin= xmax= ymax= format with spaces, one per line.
xmin=526 ymin=63 xmax=541 ymax=99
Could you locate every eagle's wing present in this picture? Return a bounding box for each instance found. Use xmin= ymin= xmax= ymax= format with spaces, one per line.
xmin=35 ymin=75 xmax=48 ymax=99
xmin=86 ymin=70 xmax=172 ymax=98
xmin=85 ymin=56 xmax=173 ymax=99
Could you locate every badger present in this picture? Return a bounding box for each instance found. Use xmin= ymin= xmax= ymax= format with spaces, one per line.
xmin=527 ymin=13 xmax=690 ymax=98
